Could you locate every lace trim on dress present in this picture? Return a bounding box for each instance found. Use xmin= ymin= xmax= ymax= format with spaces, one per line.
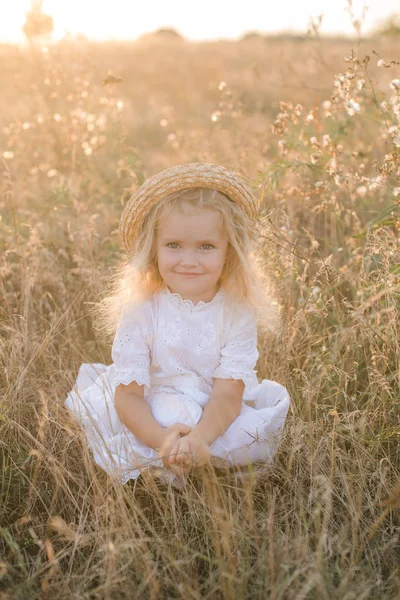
xmin=114 ymin=369 xmax=150 ymax=388
xmin=116 ymin=469 xmax=140 ymax=485
xmin=213 ymin=366 xmax=259 ymax=391
xmin=163 ymin=286 xmax=224 ymax=312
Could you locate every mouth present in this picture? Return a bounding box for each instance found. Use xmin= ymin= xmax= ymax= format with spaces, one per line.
xmin=178 ymin=273 xmax=201 ymax=276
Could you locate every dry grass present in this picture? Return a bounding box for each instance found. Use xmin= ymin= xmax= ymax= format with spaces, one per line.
xmin=0 ymin=34 xmax=399 ymax=599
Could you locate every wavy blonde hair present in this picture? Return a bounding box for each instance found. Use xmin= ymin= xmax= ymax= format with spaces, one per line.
xmin=92 ymin=187 xmax=281 ymax=341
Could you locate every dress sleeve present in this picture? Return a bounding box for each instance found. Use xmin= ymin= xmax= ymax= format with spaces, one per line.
xmin=213 ymin=302 xmax=259 ymax=393
xmin=111 ymin=300 xmax=153 ymax=388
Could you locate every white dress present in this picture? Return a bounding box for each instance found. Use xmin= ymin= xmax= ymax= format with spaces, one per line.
xmin=65 ymin=285 xmax=290 ymax=486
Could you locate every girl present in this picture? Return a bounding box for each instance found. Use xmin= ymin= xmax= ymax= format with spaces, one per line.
xmin=65 ymin=163 xmax=290 ymax=488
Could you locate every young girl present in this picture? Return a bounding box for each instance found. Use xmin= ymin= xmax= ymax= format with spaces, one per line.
xmin=65 ymin=163 xmax=290 ymax=488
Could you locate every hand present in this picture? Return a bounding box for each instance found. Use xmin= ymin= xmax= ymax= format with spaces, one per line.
xmin=169 ymin=430 xmax=212 ymax=470
xmin=157 ymin=423 xmax=193 ymax=477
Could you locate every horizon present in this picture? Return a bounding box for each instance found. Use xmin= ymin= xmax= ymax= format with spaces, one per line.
xmin=0 ymin=0 xmax=399 ymax=44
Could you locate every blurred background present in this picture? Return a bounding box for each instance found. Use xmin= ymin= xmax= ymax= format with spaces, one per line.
xmin=1 ymin=0 xmax=400 ymax=42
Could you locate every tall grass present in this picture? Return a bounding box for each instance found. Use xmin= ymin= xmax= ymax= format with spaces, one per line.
xmin=0 ymin=34 xmax=399 ymax=598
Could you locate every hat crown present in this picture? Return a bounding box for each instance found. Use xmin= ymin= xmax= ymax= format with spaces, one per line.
xmin=119 ymin=162 xmax=258 ymax=253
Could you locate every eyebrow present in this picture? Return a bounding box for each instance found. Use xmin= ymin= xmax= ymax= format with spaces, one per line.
xmin=161 ymin=237 xmax=220 ymax=243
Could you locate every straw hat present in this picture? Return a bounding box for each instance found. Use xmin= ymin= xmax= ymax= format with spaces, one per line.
xmin=119 ymin=162 xmax=258 ymax=253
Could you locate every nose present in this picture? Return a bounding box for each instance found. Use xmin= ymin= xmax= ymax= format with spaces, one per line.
xmin=180 ymin=249 xmax=199 ymax=267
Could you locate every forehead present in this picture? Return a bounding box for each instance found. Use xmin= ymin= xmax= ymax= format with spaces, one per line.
xmin=157 ymin=205 xmax=225 ymax=239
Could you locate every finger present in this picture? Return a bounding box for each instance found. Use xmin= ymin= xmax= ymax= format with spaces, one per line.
xmin=173 ymin=438 xmax=187 ymax=462
xmin=159 ymin=430 xmax=178 ymax=452
xmin=168 ymin=439 xmax=182 ymax=464
xmin=175 ymin=439 xmax=192 ymax=467
xmin=179 ymin=424 xmax=192 ymax=435
xmin=173 ymin=445 xmax=190 ymax=468
xmin=159 ymin=433 xmax=179 ymax=463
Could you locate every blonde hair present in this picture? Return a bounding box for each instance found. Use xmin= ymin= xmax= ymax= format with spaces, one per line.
xmin=92 ymin=187 xmax=281 ymax=341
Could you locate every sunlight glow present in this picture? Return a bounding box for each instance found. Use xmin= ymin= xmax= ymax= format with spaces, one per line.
xmin=0 ymin=0 xmax=398 ymax=43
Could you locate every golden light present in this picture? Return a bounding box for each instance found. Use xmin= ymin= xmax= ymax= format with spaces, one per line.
xmin=0 ymin=0 xmax=399 ymax=43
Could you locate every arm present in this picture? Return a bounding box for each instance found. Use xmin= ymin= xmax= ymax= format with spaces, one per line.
xmin=114 ymin=380 xmax=166 ymax=451
xmin=189 ymin=378 xmax=244 ymax=446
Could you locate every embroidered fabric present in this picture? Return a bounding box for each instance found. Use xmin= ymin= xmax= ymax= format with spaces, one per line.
xmin=65 ymin=284 xmax=291 ymax=485
xmin=213 ymin=364 xmax=259 ymax=391
xmin=112 ymin=301 xmax=153 ymax=389
xmin=113 ymin=369 xmax=150 ymax=388
xmin=117 ymin=469 xmax=141 ymax=485
xmin=164 ymin=286 xmax=224 ymax=312
xmin=111 ymin=284 xmax=260 ymax=396
xmin=212 ymin=301 xmax=260 ymax=392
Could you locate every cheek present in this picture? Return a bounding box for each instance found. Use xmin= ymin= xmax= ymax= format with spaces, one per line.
xmin=157 ymin=248 xmax=175 ymax=270
xmin=208 ymin=251 xmax=226 ymax=272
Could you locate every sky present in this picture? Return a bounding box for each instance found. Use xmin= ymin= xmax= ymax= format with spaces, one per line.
xmin=0 ymin=0 xmax=398 ymax=43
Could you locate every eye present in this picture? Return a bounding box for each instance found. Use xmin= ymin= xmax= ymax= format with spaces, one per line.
xmin=166 ymin=243 xmax=179 ymax=248
xmin=201 ymin=244 xmax=214 ymax=250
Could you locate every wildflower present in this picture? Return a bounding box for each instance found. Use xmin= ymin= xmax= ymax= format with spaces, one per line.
xmin=278 ymin=139 xmax=288 ymax=155
xmin=322 ymin=134 xmax=331 ymax=147
xmin=390 ymin=79 xmax=400 ymax=91
xmin=47 ymin=169 xmax=57 ymax=177
xmin=334 ymin=74 xmax=345 ymax=87
xmin=218 ymin=81 xmax=226 ymax=91
xmin=346 ymin=99 xmax=360 ymax=116
xmin=393 ymin=187 xmax=400 ymax=198
xmin=310 ymin=153 xmax=320 ymax=165
xmin=2 ymin=151 xmax=14 ymax=159
xmin=334 ymin=174 xmax=342 ymax=186
xmin=369 ymin=176 xmax=383 ymax=191
xmin=326 ymin=156 xmax=337 ymax=174
xmin=356 ymin=185 xmax=367 ymax=198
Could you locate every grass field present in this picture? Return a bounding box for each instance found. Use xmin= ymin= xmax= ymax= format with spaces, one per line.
xmin=1 ymin=33 xmax=399 ymax=598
